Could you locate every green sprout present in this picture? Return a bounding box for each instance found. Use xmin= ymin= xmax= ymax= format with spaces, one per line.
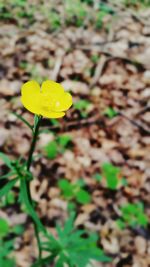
xmin=93 ymin=163 xmax=127 ymax=190
xmin=74 ymin=99 xmax=91 ymax=118
xmin=44 ymin=134 xmax=72 ymax=159
xmin=0 ymin=218 xmax=24 ymax=267
xmin=102 ymin=163 xmax=121 ymax=190
xmin=65 ymin=0 xmax=87 ymax=27
xmin=103 ymin=107 xmax=118 ymax=119
xmin=117 ymin=202 xmax=149 ymax=229
xmin=58 ymin=178 xmax=91 ymax=205
xmin=0 ymin=191 xmax=15 ymax=207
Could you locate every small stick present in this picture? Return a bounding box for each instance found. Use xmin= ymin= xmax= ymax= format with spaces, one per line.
xmin=90 ymin=55 xmax=109 ymax=89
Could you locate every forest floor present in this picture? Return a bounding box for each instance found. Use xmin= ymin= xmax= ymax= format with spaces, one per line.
xmin=0 ymin=1 xmax=150 ymax=266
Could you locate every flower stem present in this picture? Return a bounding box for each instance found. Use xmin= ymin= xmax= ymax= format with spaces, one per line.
xmin=27 ymin=116 xmax=42 ymax=171
xmin=26 ymin=115 xmax=42 ymax=263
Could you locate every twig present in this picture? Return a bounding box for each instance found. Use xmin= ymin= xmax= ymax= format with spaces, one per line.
xmin=118 ymin=111 xmax=150 ymax=135
xmin=90 ymin=55 xmax=109 ymax=89
xmin=135 ymin=106 xmax=150 ymax=115
xmin=76 ymin=44 xmax=146 ymax=69
xmin=41 ymin=113 xmax=150 ymax=135
xmin=51 ymin=51 xmax=65 ymax=81
xmin=41 ymin=116 xmax=105 ymax=132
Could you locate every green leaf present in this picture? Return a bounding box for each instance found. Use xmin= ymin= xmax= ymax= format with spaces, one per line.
xmin=31 ymin=255 xmax=55 ymax=267
xmin=0 ymin=153 xmax=14 ymax=170
xmin=55 ymin=253 xmax=67 ymax=267
xmin=12 ymin=225 xmax=24 ymax=235
xmin=67 ymin=202 xmax=76 ymax=212
xmin=6 ymin=191 xmax=15 ymax=205
xmin=46 ymin=213 xmax=111 ymax=266
xmin=50 ymin=119 xmax=60 ymax=126
xmin=75 ymin=189 xmax=91 ymax=204
xmin=0 ymin=172 xmax=15 ymax=180
xmin=137 ymin=213 xmax=148 ymax=227
xmin=99 ymin=3 xmax=115 ymax=14
xmin=0 ymin=218 xmax=9 ymax=237
xmin=93 ymin=173 xmax=102 ymax=182
xmin=58 ymin=179 xmax=75 ymax=198
xmin=0 ymin=191 xmax=15 ymax=207
xmin=67 ymin=231 xmax=112 ymax=265
xmin=0 ymin=178 xmax=18 ymax=199
xmin=62 ymin=212 xmax=75 ymax=236
xmin=103 ymin=107 xmax=118 ymax=118
xmin=20 ymin=178 xmax=46 ymax=233
xmin=116 ymin=219 xmax=125 ymax=229
xmin=45 ymin=141 xmax=58 ymax=159
xmin=121 ymin=177 xmax=128 ymax=186
xmin=9 ymin=192 xmax=15 ymax=204
xmin=57 ymin=135 xmax=72 ymax=148
xmin=74 ymin=99 xmax=90 ymax=111
xmin=102 ymin=163 xmax=120 ymax=190
xmin=136 ymin=201 xmax=144 ymax=211
xmin=2 ymin=258 xmax=15 ymax=267
xmin=91 ymin=54 xmax=99 ymax=64
xmin=76 ymin=179 xmax=85 ymax=187
xmin=119 ymin=202 xmax=148 ymax=228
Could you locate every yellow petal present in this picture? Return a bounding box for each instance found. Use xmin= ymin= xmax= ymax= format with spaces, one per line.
xmin=41 ymin=80 xmax=64 ymax=95
xmin=21 ymin=80 xmax=40 ymax=97
xmin=21 ymin=80 xmax=41 ymax=114
xmin=21 ymin=94 xmax=41 ymax=115
xmin=40 ymin=109 xmax=65 ymax=118
xmin=51 ymin=92 xmax=72 ymax=112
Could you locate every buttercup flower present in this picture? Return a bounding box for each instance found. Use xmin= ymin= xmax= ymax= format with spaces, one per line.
xmin=21 ymin=80 xmax=72 ymax=118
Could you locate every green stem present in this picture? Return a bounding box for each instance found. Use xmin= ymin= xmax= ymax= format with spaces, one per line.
xmin=26 ymin=115 xmax=42 ymax=262
xmin=27 ymin=116 xmax=42 ymax=171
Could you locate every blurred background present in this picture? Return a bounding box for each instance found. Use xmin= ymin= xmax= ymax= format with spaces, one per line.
xmin=0 ymin=0 xmax=150 ymax=266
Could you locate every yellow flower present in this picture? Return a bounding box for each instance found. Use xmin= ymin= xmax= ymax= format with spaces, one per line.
xmin=21 ymin=80 xmax=72 ymax=118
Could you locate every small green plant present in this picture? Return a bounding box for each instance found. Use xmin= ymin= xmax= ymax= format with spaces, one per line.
xmin=0 ymin=218 xmax=9 ymax=237
xmin=48 ymin=10 xmax=61 ymax=31
xmin=95 ymin=10 xmax=108 ymax=29
xmin=74 ymin=99 xmax=91 ymax=118
xmin=0 ymin=0 xmax=35 ymax=24
xmin=95 ymin=2 xmax=115 ymax=29
xmin=91 ymin=54 xmax=100 ymax=64
xmin=99 ymin=3 xmax=115 ymax=14
xmin=103 ymin=107 xmax=118 ymax=119
xmin=93 ymin=173 xmax=102 ymax=182
xmin=44 ymin=140 xmax=58 ymax=159
xmin=93 ymin=163 xmax=127 ymax=190
xmin=0 ymin=191 xmax=15 ymax=207
xmin=65 ymin=0 xmax=87 ymax=27
xmin=102 ymin=163 xmax=121 ymax=190
xmin=0 ymin=239 xmax=16 ymax=267
xmin=44 ymin=134 xmax=72 ymax=159
xmin=0 ymin=218 xmax=23 ymax=267
xmin=58 ymin=179 xmax=91 ymax=204
xmin=37 ymin=213 xmax=111 ymax=267
xmin=117 ymin=202 xmax=149 ymax=229
xmin=0 ymin=4 xmax=13 ymax=20
xmin=40 ymin=6 xmax=61 ymax=31
xmin=49 ymin=118 xmax=60 ymax=126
